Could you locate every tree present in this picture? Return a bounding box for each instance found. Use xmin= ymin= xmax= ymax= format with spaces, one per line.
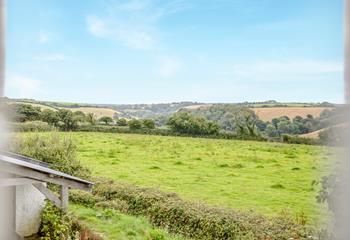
xmin=57 ymin=109 xmax=78 ymax=131
xmin=256 ymin=119 xmax=267 ymax=132
xmin=128 ymin=119 xmax=142 ymax=130
xmin=40 ymin=109 xmax=59 ymax=126
xmin=13 ymin=104 xmax=41 ymax=122
xmin=167 ymin=112 xmax=219 ymax=135
xmin=234 ymin=109 xmax=259 ymax=137
xmin=99 ymin=116 xmax=113 ymax=125
xmin=116 ymin=118 xmax=128 ymax=126
xmin=265 ymin=124 xmax=279 ymax=138
xmin=86 ymin=113 xmax=97 ymax=125
xmin=142 ymin=119 xmax=155 ymax=129
xmin=73 ymin=111 xmax=87 ymax=123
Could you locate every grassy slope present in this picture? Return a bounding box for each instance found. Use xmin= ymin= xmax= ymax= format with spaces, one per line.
xmin=19 ymin=132 xmax=335 ymax=223
xmin=52 ymin=132 xmax=335 ymax=222
xmin=70 ymin=204 xmax=184 ymax=240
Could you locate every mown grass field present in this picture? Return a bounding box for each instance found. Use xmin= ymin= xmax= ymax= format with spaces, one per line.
xmin=21 ymin=132 xmax=335 ymax=223
xmin=70 ymin=204 xmax=184 ymax=240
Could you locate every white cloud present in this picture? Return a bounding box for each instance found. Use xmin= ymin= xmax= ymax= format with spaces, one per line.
xmin=227 ymin=60 xmax=342 ymax=82
xmin=6 ymin=74 xmax=44 ymax=98
xmin=157 ymin=57 xmax=183 ymax=77
xmin=38 ymin=32 xmax=49 ymax=44
xmin=86 ymin=15 xmax=154 ymax=50
xmin=34 ymin=53 xmax=67 ymax=62
xmin=86 ymin=16 xmax=108 ymax=38
xmin=86 ymin=0 xmax=189 ymax=50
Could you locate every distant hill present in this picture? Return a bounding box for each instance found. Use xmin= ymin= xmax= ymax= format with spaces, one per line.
xmin=6 ymin=98 xmax=338 ymax=121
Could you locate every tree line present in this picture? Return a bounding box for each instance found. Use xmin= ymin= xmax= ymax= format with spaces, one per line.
xmin=6 ymin=102 xmax=343 ymax=144
xmin=8 ymin=103 xmax=156 ymax=131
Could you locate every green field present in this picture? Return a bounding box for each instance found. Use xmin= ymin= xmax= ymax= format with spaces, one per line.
xmin=20 ymin=132 xmax=334 ymax=223
xmin=70 ymin=204 xmax=184 ymax=240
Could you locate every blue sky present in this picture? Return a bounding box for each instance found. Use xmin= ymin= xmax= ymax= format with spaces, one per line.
xmin=5 ymin=0 xmax=343 ymax=104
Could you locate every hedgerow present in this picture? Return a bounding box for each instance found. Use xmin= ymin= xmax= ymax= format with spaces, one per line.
xmin=71 ymin=178 xmax=315 ymax=240
xmin=12 ymin=133 xmax=91 ymax=179
xmin=39 ymin=200 xmax=103 ymax=240
xmin=76 ymin=125 xmax=267 ymax=142
xmin=10 ymin=121 xmax=56 ymax=132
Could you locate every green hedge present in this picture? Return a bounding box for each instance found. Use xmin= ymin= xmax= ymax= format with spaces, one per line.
xmin=71 ymin=179 xmax=314 ymax=240
xmin=281 ymin=134 xmax=320 ymax=145
xmin=10 ymin=121 xmax=56 ymax=132
xmin=76 ymin=125 xmax=267 ymax=142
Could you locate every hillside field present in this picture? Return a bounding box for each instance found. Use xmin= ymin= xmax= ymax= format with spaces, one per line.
xmin=251 ymin=107 xmax=331 ymax=121
xmin=19 ymin=132 xmax=335 ymax=223
xmin=60 ymin=107 xmax=119 ymax=119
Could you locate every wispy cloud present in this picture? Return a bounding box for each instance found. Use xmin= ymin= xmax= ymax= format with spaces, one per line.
xmin=86 ymin=0 xmax=189 ymax=50
xmin=226 ymin=59 xmax=342 ymax=82
xmin=87 ymin=15 xmax=154 ymax=50
xmin=34 ymin=53 xmax=67 ymax=62
xmin=38 ymin=32 xmax=49 ymax=44
xmin=6 ymin=74 xmax=44 ymax=98
xmin=157 ymin=57 xmax=183 ymax=77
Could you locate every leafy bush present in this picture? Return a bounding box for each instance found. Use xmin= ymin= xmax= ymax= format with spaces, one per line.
xmin=40 ymin=109 xmax=60 ymax=127
xmin=87 ymin=179 xmax=313 ymax=240
xmin=128 ymin=119 xmax=142 ymax=130
xmin=167 ymin=112 xmax=220 ymax=136
xmin=281 ymin=134 xmax=319 ymax=145
xmin=95 ymin=199 xmax=129 ymax=212
xmin=116 ymin=118 xmax=128 ymax=126
xmin=11 ymin=103 xmax=41 ymax=122
xmin=69 ymin=190 xmax=103 ymax=208
xmin=39 ymin=201 xmax=103 ymax=240
xmin=12 ymin=133 xmax=91 ymax=179
xmin=99 ymin=116 xmax=113 ymax=125
xmin=142 ymin=119 xmax=156 ymax=129
xmin=38 ymin=201 xmax=73 ymax=240
xmin=10 ymin=121 xmax=56 ymax=132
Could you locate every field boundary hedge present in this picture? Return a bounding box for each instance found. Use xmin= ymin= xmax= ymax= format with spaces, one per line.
xmin=75 ymin=125 xmax=267 ymax=142
xmin=70 ymin=178 xmax=315 ymax=240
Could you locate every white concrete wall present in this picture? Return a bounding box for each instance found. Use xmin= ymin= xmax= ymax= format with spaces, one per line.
xmin=16 ymin=184 xmax=46 ymax=237
xmin=0 ymin=171 xmax=18 ymax=240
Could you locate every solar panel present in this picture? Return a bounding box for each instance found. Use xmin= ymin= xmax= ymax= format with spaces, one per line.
xmin=0 ymin=150 xmax=49 ymax=168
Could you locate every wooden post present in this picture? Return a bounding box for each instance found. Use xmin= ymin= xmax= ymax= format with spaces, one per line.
xmin=60 ymin=185 xmax=69 ymax=212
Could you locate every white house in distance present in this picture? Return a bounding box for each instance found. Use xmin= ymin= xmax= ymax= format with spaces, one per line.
xmin=0 ymin=151 xmax=93 ymax=239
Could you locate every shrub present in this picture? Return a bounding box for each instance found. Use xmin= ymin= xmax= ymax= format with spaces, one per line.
xmin=142 ymin=119 xmax=156 ymax=129
xmin=10 ymin=121 xmax=56 ymax=132
xmin=281 ymin=134 xmax=319 ymax=145
xmin=12 ymin=133 xmax=91 ymax=179
xmin=116 ymin=118 xmax=128 ymax=126
xmin=40 ymin=109 xmax=59 ymax=127
xmin=167 ymin=112 xmax=220 ymax=136
xmin=95 ymin=199 xmax=129 ymax=212
xmin=99 ymin=116 xmax=113 ymax=125
xmin=69 ymin=190 xmax=103 ymax=208
xmin=38 ymin=201 xmax=73 ymax=240
xmin=128 ymin=119 xmax=142 ymax=130
xmin=39 ymin=200 xmax=103 ymax=240
xmin=89 ymin=179 xmax=313 ymax=240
